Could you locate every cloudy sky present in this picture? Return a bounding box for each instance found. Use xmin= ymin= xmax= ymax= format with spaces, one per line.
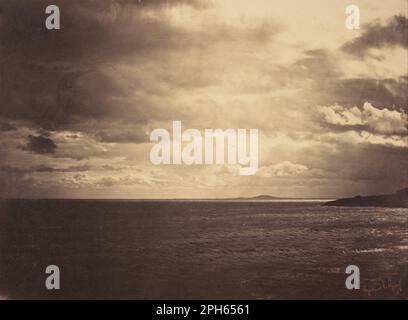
xmin=0 ymin=0 xmax=407 ymax=199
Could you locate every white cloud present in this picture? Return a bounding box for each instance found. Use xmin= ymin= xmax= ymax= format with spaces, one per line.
xmin=318 ymin=102 xmax=408 ymax=134
xmin=321 ymin=130 xmax=408 ymax=148
xmin=259 ymin=161 xmax=309 ymax=177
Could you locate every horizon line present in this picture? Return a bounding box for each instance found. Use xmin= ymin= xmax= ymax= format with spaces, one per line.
xmin=0 ymin=197 xmax=335 ymax=201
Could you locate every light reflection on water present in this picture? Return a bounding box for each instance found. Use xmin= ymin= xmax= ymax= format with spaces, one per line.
xmin=0 ymin=199 xmax=407 ymax=299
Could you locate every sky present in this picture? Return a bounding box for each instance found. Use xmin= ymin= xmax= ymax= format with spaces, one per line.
xmin=0 ymin=0 xmax=407 ymax=199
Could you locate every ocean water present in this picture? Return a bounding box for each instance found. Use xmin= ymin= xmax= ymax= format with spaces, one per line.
xmin=0 ymin=199 xmax=407 ymax=300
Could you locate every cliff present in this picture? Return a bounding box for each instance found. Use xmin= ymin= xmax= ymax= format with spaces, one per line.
xmin=324 ymin=188 xmax=408 ymax=208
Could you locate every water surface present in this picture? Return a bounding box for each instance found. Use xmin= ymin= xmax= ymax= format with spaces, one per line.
xmin=0 ymin=199 xmax=407 ymax=299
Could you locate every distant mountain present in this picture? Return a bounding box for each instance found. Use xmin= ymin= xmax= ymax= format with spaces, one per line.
xmin=233 ymin=195 xmax=283 ymax=200
xmin=324 ymin=188 xmax=408 ymax=208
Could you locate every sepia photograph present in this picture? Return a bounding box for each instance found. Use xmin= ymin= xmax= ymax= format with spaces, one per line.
xmin=0 ymin=0 xmax=407 ymax=303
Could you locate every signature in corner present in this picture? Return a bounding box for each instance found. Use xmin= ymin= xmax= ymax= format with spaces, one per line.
xmin=363 ymin=278 xmax=404 ymax=297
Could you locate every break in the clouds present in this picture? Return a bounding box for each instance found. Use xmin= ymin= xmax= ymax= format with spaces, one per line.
xmin=0 ymin=0 xmax=407 ymax=198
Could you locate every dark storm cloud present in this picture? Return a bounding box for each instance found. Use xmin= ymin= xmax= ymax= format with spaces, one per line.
xmin=0 ymin=165 xmax=27 ymax=174
xmin=134 ymin=0 xmax=211 ymax=9
xmin=0 ymin=164 xmax=91 ymax=174
xmin=34 ymin=164 xmax=92 ymax=173
xmin=0 ymin=0 xmax=209 ymax=66
xmin=276 ymin=47 xmax=407 ymax=110
xmin=0 ymin=0 xmax=278 ymax=134
xmin=320 ymin=76 xmax=408 ymax=109
xmin=0 ymin=164 xmax=52 ymax=174
xmin=96 ymin=130 xmax=148 ymax=143
xmin=23 ymin=135 xmax=57 ymax=154
xmin=0 ymin=0 xmax=210 ymax=130
xmin=311 ymin=143 xmax=408 ymax=192
xmin=342 ymin=15 xmax=408 ymax=57
xmin=291 ymin=49 xmax=342 ymax=79
xmin=0 ymin=121 xmax=16 ymax=131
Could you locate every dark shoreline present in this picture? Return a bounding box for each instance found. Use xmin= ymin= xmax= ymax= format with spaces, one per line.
xmin=324 ymin=188 xmax=408 ymax=208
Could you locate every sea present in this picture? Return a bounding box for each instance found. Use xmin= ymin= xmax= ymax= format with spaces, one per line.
xmin=0 ymin=199 xmax=407 ymax=300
